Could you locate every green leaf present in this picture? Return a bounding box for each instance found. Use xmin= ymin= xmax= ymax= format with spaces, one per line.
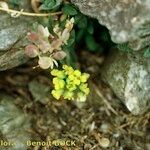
xmin=74 ymin=14 xmax=82 ymax=24
xmin=61 ymin=49 xmax=77 ymax=68
xmin=144 ymin=47 xmax=150 ymax=57
xmin=87 ymin=21 xmax=94 ymax=34
xmin=62 ymin=4 xmax=78 ymax=16
xmin=66 ymin=30 xmax=76 ymax=47
xmin=48 ymin=17 xmax=55 ymax=33
xmin=40 ymin=0 xmax=62 ymax=11
xmin=85 ymin=34 xmax=99 ymax=51
xmin=77 ymin=15 xmax=88 ymax=29
xmin=76 ymin=29 xmax=86 ymax=42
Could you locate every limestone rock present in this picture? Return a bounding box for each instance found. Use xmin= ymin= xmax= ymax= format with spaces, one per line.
xmin=71 ymin=0 xmax=150 ymax=50
xmin=0 ymin=94 xmax=31 ymax=150
xmin=0 ymin=48 xmax=29 ymax=71
xmin=0 ymin=14 xmax=29 ymax=51
xmin=100 ymin=49 xmax=150 ymax=115
xmin=28 ymin=80 xmax=50 ymax=104
xmin=0 ymin=13 xmax=34 ymax=71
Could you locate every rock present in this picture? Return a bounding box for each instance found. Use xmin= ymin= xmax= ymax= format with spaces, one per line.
xmin=100 ymin=49 xmax=150 ymax=115
xmin=17 ymin=0 xmax=32 ymax=11
xmin=0 ymin=48 xmax=29 ymax=71
xmin=28 ymin=80 xmax=50 ymax=104
xmin=0 ymin=14 xmax=29 ymax=51
xmin=71 ymin=0 xmax=150 ymax=50
xmin=71 ymin=0 xmax=150 ymax=114
xmin=0 ymin=94 xmax=31 ymax=150
xmin=99 ymin=137 xmax=110 ymax=148
xmin=0 ymin=13 xmax=34 ymax=71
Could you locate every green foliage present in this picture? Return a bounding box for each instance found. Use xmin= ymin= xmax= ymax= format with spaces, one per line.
xmin=74 ymin=13 xmax=113 ymax=53
xmin=37 ymin=0 xmax=114 ymax=66
xmin=85 ymin=34 xmax=100 ymax=52
xmin=40 ymin=0 xmax=112 ymax=53
xmin=62 ymin=4 xmax=78 ymax=16
xmin=61 ymin=30 xmax=77 ymax=68
xmin=66 ymin=30 xmax=76 ymax=47
xmin=87 ymin=22 xmax=94 ymax=34
xmin=40 ymin=0 xmax=62 ymax=11
xmin=75 ymin=14 xmax=88 ymax=29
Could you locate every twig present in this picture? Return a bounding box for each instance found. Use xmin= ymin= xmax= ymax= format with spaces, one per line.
xmin=0 ymin=7 xmax=62 ymax=17
xmin=93 ymin=83 xmax=118 ymax=115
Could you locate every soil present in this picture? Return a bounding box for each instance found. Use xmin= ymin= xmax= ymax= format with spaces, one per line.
xmin=0 ymin=51 xmax=149 ymax=150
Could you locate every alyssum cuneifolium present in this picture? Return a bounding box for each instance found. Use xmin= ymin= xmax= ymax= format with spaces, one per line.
xmin=51 ymin=65 xmax=90 ymax=102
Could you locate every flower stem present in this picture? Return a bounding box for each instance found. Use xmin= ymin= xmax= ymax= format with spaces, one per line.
xmin=0 ymin=7 xmax=62 ymax=17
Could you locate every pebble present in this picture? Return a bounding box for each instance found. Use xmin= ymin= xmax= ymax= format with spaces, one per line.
xmin=99 ymin=137 xmax=110 ymax=148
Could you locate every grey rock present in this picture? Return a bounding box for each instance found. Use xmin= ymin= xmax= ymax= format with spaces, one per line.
xmin=28 ymin=80 xmax=50 ymax=104
xmin=0 ymin=13 xmax=34 ymax=71
xmin=17 ymin=0 xmax=33 ymax=11
xmin=0 ymin=94 xmax=31 ymax=150
xmin=71 ymin=0 xmax=150 ymax=50
xmin=0 ymin=14 xmax=29 ymax=51
xmin=101 ymin=49 xmax=150 ymax=115
xmin=0 ymin=48 xmax=29 ymax=71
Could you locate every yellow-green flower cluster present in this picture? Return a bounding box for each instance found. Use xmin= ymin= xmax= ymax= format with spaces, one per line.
xmin=51 ymin=65 xmax=90 ymax=101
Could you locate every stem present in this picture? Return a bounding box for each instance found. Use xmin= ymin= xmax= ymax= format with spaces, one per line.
xmin=0 ymin=7 xmax=62 ymax=17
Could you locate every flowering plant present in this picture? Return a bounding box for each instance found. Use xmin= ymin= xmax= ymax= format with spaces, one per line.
xmin=51 ymin=65 xmax=90 ymax=102
xmin=25 ymin=18 xmax=74 ymax=69
xmin=25 ymin=18 xmax=90 ymax=101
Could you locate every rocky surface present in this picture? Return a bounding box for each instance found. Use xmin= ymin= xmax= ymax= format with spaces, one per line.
xmin=0 ymin=14 xmax=28 ymax=51
xmin=0 ymin=94 xmax=31 ymax=150
xmin=28 ymin=80 xmax=51 ymax=104
xmin=71 ymin=0 xmax=150 ymax=50
xmin=100 ymin=49 xmax=150 ymax=115
xmin=0 ymin=48 xmax=29 ymax=71
xmin=71 ymin=0 xmax=150 ymax=115
xmin=0 ymin=13 xmax=33 ymax=71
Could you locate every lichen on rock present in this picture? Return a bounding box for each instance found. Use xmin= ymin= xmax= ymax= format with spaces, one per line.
xmin=71 ymin=0 xmax=150 ymax=50
xmin=0 ymin=13 xmax=34 ymax=71
xmin=101 ymin=49 xmax=150 ymax=115
xmin=124 ymin=62 xmax=150 ymax=114
xmin=72 ymin=0 xmax=150 ymax=114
